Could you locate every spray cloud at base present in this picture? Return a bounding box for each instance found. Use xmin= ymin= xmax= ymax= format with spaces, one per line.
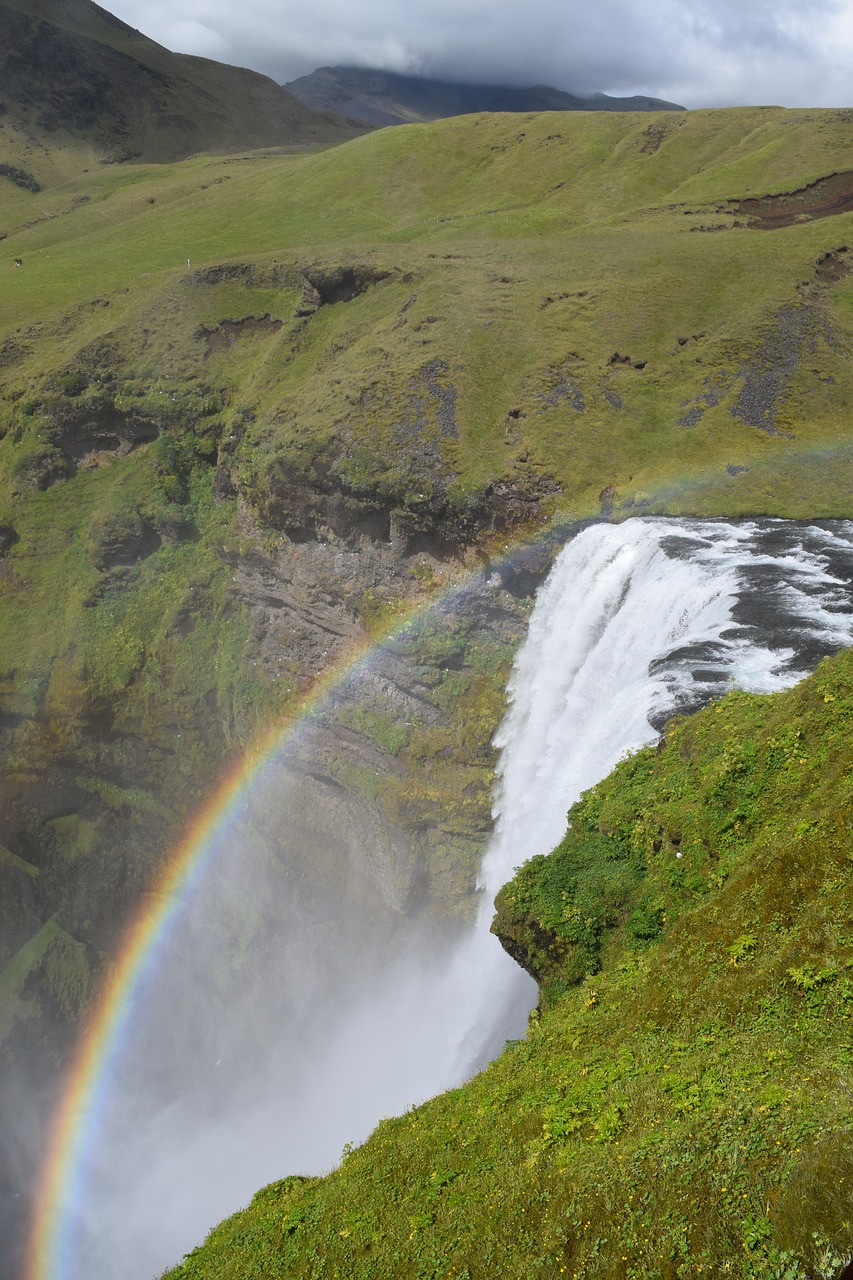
xmin=35 ymin=517 xmax=853 ymax=1280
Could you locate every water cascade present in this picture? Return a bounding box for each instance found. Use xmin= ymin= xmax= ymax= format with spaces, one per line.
xmin=51 ymin=518 xmax=853 ymax=1280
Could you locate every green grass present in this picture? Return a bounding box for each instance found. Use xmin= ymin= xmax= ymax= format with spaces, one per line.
xmin=1 ymin=112 xmax=852 ymax=893
xmin=1 ymin=102 xmax=852 ymax=972
xmin=162 ymin=646 xmax=853 ymax=1280
xmin=1 ymin=110 xmax=850 ymax=524
xmin=4 ymin=107 xmax=853 ymax=526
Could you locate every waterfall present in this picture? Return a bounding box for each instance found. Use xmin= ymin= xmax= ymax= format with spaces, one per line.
xmin=61 ymin=518 xmax=853 ymax=1280
xmin=481 ymin=517 xmax=853 ymax=901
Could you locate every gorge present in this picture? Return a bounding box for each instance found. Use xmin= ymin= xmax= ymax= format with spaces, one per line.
xmin=32 ymin=516 xmax=853 ymax=1280
xmin=3 ymin=15 xmax=853 ymax=1271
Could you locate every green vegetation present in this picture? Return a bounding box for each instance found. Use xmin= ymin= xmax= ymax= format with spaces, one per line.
xmin=3 ymin=108 xmax=853 ymax=528
xmin=3 ymin=88 xmax=853 ymax=1273
xmin=163 ymin=646 xmax=853 ymax=1279
xmin=3 ymin=105 xmax=853 ymax=938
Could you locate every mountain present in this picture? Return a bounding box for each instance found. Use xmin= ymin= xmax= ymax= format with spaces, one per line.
xmin=0 ymin=0 xmax=366 ymax=185
xmin=284 ymin=64 xmax=685 ymax=127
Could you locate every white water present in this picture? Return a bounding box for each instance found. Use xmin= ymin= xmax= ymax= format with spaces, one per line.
xmin=62 ymin=518 xmax=853 ymax=1280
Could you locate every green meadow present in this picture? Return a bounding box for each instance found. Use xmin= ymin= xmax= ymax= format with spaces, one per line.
xmin=4 ymin=106 xmax=853 ymax=532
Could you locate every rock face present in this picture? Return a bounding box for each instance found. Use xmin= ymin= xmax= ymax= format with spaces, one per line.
xmin=0 ymin=449 xmax=559 ymax=1270
xmin=223 ymin=503 xmax=552 ymax=917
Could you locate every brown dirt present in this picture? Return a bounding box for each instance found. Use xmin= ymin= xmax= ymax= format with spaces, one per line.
xmin=815 ymin=247 xmax=851 ymax=283
xmin=735 ymin=171 xmax=853 ymax=229
xmin=197 ymin=315 xmax=283 ymax=353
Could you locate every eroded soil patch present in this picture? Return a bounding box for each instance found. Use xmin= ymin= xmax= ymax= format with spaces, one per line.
xmin=197 ymin=315 xmax=283 ymax=353
xmin=735 ymin=171 xmax=853 ymax=229
xmin=50 ymin=398 xmax=161 ymax=466
xmin=815 ymin=246 xmax=851 ymax=283
xmin=185 ymin=262 xmax=293 ymax=288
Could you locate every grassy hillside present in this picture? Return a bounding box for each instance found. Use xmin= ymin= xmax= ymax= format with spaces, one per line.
xmin=0 ymin=0 xmax=364 ymax=184
xmin=162 ymin=644 xmax=853 ymax=1280
xmin=3 ymin=107 xmax=853 ymax=525
xmin=3 ymin=103 xmax=853 ymax=1059
xmin=3 ymin=103 xmax=853 ymax=1269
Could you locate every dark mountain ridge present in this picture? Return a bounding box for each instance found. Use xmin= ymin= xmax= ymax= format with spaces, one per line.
xmin=284 ymin=64 xmax=686 ymax=127
xmin=0 ymin=0 xmax=365 ymax=176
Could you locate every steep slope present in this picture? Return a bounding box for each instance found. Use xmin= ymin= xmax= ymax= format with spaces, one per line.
xmin=0 ymin=0 xmax=365 ymax=185
xmin=161 ymin=643 xmax=853 ymax=1280
xmin=284 ymin=65 xmax=684 ymax=127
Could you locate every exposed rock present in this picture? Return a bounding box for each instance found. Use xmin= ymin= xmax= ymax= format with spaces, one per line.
xmin=186 ymin=262 xmax=293 ymax=288
xmin=599 ymin=485 xmax=617 ymax=519
xmin=217 ymin=503 xmax=566 ymax=919
xmin=0 ymin=163 xmax=40 ymax=193
xmin=10 ymin=444 xmax=70 ymax=492
xmin=295 ymin=263 xmax=393 ymax=316
xmin=677 ymin=370 xmax=731 ymax=427
xmin=86 ymin=508 xmax=160 ymax=571
xmin=640 ymin=118 xmax=686 ymax=153
xmin=45 ymin=394 xmax=161 ymax=465
xmin=302 ymin=263 xmax=391 ymax=305
xmin=731 ymin=304 xmax=837 ymax=435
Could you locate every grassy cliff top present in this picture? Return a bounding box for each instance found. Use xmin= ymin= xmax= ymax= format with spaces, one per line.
xmin=162 ymin=643 xmax=853 ymax=1280
xmin=3 ymin=106 xmax=853 ymax=532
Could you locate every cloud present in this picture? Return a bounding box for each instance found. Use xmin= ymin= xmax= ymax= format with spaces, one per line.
xmin=107 ymin=0 xmax=853 ymax=108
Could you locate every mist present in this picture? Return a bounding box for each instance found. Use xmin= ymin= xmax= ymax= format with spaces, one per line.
xmin=43 ymin=518 xmax=853 ymax=1280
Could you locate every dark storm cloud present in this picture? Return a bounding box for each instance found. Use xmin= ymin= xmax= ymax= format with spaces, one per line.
xmin=107 ymin=0 xmax=853 ymax=107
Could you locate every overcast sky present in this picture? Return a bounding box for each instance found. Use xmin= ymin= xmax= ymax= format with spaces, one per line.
xmin=106 ymin=0 xmax=853 ymax=108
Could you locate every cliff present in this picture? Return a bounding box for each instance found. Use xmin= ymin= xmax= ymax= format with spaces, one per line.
xmin=163 ymin=644 xmax=853 ymax=1278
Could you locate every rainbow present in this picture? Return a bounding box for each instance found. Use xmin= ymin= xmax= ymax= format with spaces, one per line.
xmin=30 ymin=431 xmax=843 ymax=1277
xmin=23 ymin=536 xmax=545 ymax=1280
